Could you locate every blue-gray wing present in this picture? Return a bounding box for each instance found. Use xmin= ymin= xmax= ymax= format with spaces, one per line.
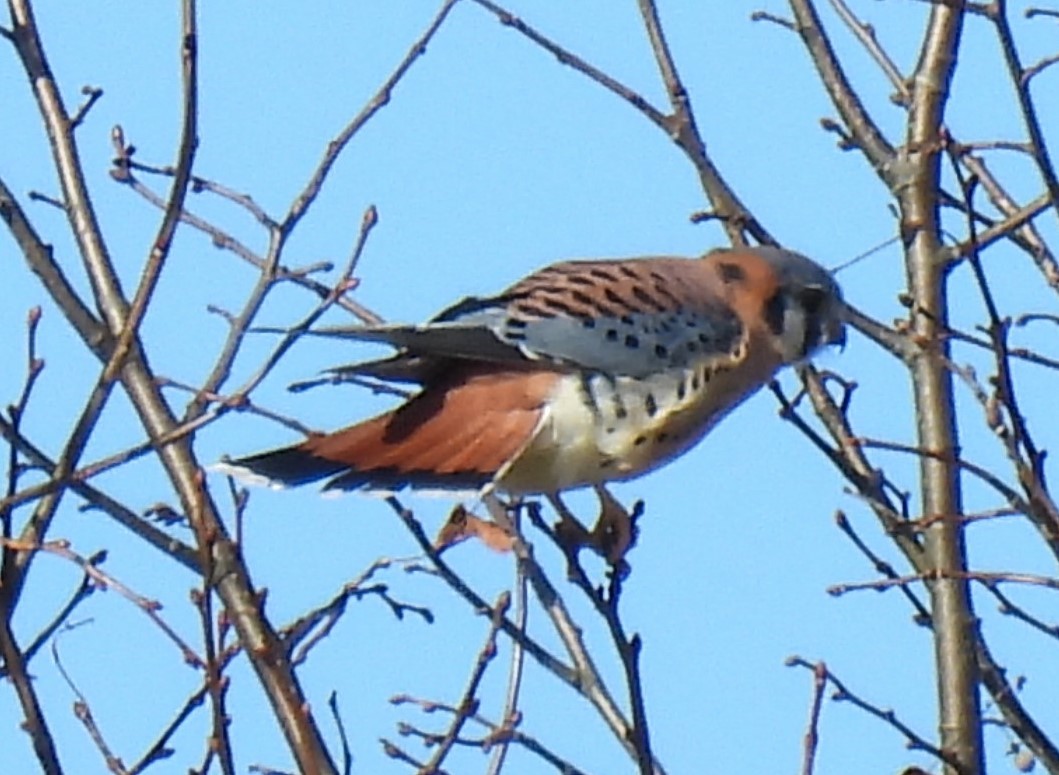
xmin=303 ymin=257 xmax=746 ymax=384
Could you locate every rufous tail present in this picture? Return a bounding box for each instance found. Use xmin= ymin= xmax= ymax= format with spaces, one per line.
xmin=226 ymin=367 xmax=557 ymax=493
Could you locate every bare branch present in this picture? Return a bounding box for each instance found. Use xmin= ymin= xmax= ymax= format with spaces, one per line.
xmin=51 ymin=623 xmax=131 ymax=775
xmin=798 ymin=660 xmax=828 ymax=775
xmin=282 ymin=0 xmax=460 ymax=235
xmin=69 ymin=85 xmax=103 ymax=130
xmin=984 ymin=0 xmax=1059 ymax=224
xmin=787 ymin=657 xmax=957 ymax=768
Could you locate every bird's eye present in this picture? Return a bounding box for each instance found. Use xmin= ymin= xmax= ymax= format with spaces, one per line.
xmin=800 ymin=286 xmax=827 ymax=314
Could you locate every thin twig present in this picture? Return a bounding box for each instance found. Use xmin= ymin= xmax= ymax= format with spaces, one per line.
xmin=52 ymin=622 xmax=131 ymax=775
xmin=282 ymin=0 xmax=460 ymax=235
xmin=417 ymin=591 xmax=510 ymax=773
xmin=787 ymin=656 xmax=957 ymax=767
xmin=798 ymin=660 xmax=828 ymax=775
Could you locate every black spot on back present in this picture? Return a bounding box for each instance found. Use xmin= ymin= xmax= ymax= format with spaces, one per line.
xmin=570 ymin=289 xmax=594 ymax=306
xmin=588 ymin=267 xmax=619 ymax=282
xmin=538 ymin=294 xmax=583 ymax=317
xmin=632 ymin=286 xmax=666 ymax=312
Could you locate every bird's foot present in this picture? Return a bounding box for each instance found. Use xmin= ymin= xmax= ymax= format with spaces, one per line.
xmin=588 ymin=486 xmax=642 ymax=575
xmin=548 ymin=488 xmax=641 ymax=575
xmin=547 ymin=494 xmax=593 ymax=560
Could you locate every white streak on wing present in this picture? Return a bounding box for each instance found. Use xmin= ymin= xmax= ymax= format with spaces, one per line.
xmin=213 ymin=461 xmax=484 ymax=501
xmin=209 ymin=461 xmax=288 ymax=491
xmin=329 ymin=487 xmax=484 ymax=500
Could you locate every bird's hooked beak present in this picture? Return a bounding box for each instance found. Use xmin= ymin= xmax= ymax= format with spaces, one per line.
xmin=825 ymin=305 xmax=848 ymax=351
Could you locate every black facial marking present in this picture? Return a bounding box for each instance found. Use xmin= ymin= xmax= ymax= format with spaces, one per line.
xmin=801 ymin=286 xmax=826 ymax=315
xmin=765 ymin=293 xmax=786 ymax=336
xmin=718 ymin=261 xmax=746 ymax=284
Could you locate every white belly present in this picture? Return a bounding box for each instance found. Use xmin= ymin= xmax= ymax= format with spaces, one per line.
xmin=497 ymin=357 xmax=775 ymax=494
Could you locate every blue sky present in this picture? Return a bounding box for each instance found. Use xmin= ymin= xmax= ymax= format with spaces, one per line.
xmin=3 ymin=2 xmax=1058 ymax=774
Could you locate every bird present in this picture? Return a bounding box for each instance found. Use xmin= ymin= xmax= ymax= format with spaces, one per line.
xmin=222 ymin=246 xmax=846 ymax=560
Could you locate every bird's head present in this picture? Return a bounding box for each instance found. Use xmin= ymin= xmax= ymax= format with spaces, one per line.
xmin=741 ymin=246 xmax=847 ymax=364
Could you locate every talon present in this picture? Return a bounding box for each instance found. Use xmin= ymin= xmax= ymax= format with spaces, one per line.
xmin=590 ymin=485 xmax=639 ymax=566
xmin=547 ymin=494 xmax=593 ymax=561
xmin=548 ymin=488 xmax=640 ymax=568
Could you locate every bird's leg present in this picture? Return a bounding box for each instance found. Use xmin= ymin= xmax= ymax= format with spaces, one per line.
xmin=588 ymin=484 xmax=638 ymax=568
xmin=546 ymin=493 xmax=595 ymax=561
xmin=481 ymin=490 xmax=520 ymax=538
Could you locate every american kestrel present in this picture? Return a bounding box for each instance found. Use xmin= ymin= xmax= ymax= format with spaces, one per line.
xmin=224 ymin=246 xmax=845 ymax=556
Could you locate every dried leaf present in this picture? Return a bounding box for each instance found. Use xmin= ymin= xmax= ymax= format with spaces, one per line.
xmin=435 ymin=505 xmax=514 ymax=553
